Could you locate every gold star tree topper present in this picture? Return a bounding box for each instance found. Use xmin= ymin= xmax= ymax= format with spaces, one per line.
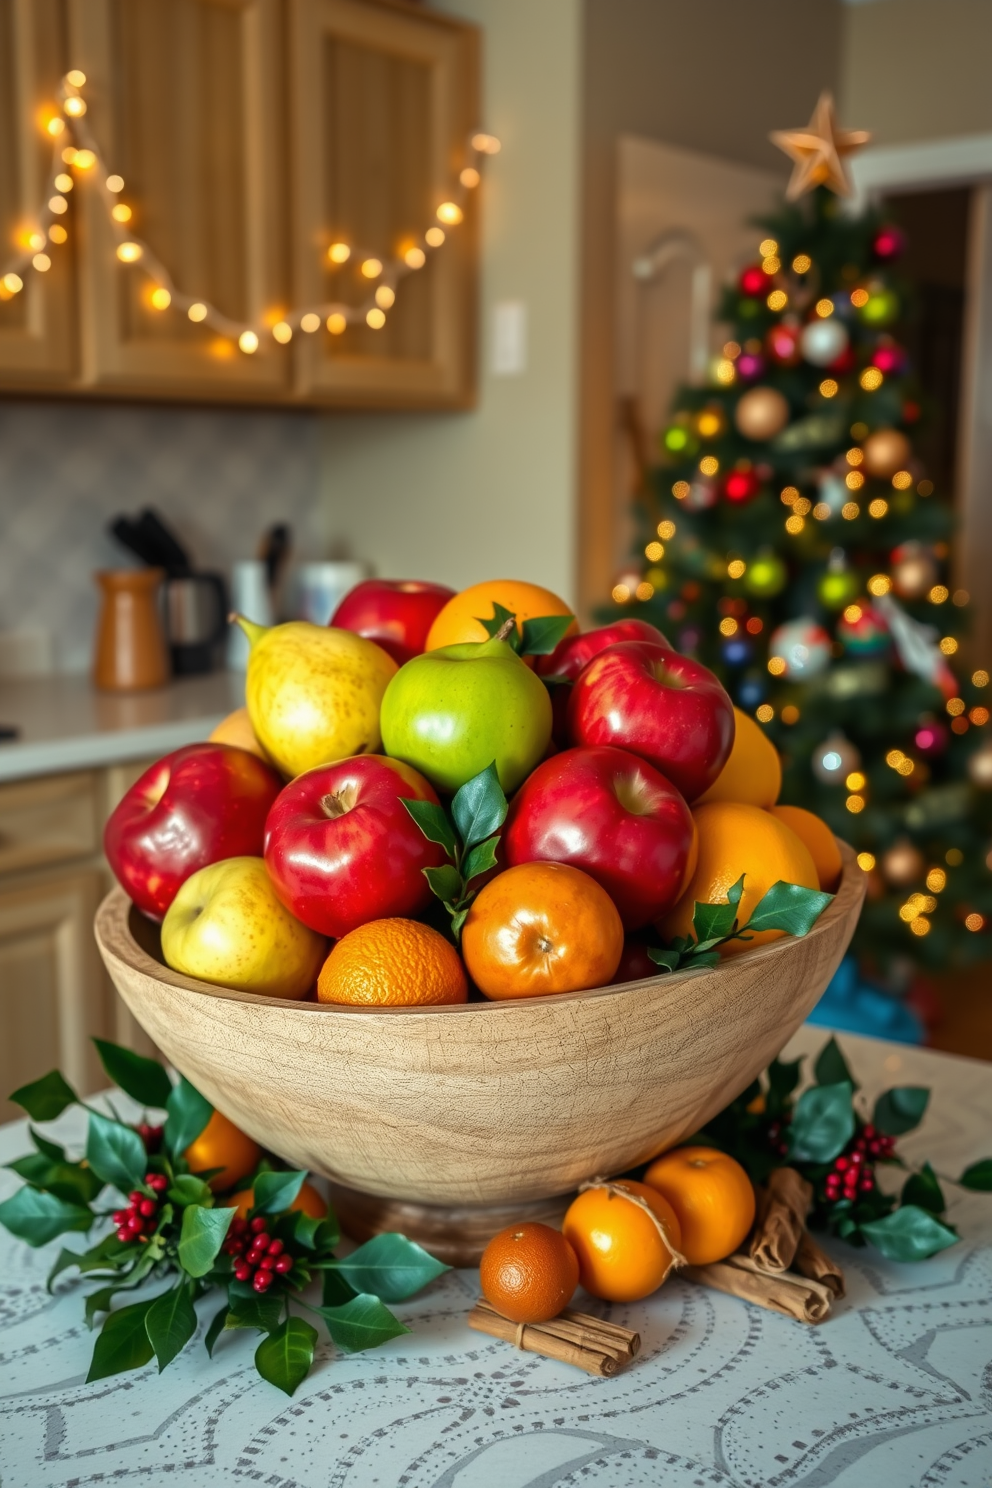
xmin=770 ymin=92 xmax=871 ymax=200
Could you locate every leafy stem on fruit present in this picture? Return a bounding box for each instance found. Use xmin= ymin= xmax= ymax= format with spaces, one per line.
xmin=400 ymin=762 xmax=508 ymax=940
xmin=476 ymin=603 xmax=575 ymax=657
xmin=647 ymin=875 xmax=835 ymax=972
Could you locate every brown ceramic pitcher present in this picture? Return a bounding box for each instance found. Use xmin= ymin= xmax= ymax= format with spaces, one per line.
xmin=93 ymin=569 xmax=170 ymax=691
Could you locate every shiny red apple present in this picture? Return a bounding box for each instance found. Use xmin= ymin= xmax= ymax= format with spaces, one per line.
xmin=331 ymin=579 xmax=456 ymax=665
xmin=535 ymin=617 xmax=671 ymax=681
xmin=503 ymin=745 xmax=694 ymax=929
xmin=263 ymin=755 xmax=447 ymax=937
xmin=568 ymin=642 xmax=734 ymax=802
xmin=104 ymin=743 xmax=284 ymax=920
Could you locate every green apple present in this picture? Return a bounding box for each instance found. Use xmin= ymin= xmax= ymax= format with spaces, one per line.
xmin=161 ymin=856 xmax=327 ymax=999
xmin=379 ymin=635 xmax=553 ymax=793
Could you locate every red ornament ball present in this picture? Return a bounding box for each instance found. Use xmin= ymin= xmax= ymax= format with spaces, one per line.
xmin=739 ymin=265 xmax=767 ymax=297
xmin=914 ymin=720 xmax=949 ymax=756
xmin=872 ymin=343 xmax=906 ymax=376
xmin=723 ymin=468 xmax=761 ymax=503
xmin=765 ymin=323 xmax=801 ymax=365
xmin=873 ymin=225 xmax=905 ymax=260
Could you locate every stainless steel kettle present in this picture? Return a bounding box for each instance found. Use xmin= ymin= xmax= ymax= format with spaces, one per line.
xmin=165 ymin=572 xmax=227 ymax=675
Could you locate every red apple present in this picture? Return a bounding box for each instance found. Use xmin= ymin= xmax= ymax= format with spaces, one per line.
xmin=104 ymin=743 xmax=284 ymax=921
xmin=263 ymin=755 xmax=447 ymax=937
xmin=568 ymin=642 xmax=734 ymax=802
xmin=503 ymin=745 xmax=694 ymax=929
xmin=536 ymin=617 xmax=671 ymax=681
xmin=331 ymin=579 xmax=456 ymax=665
xmin=612 ymin=934 xmax=658 ymax=983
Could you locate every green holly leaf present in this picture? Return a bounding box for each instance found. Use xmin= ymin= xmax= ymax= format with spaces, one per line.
xmin=519 ymin=614 xmax=576 ymax=656
xmin=647 ymin=946 xmax=682 ymax=973
xmin=462 ymin=836 xmax=499 ymax=885
xmin=475 ymin=602 xmax=519 ymax=645
xmin=768 ymin=1057 xmax=803 ymax=1102
xmin=29 ymin=1127 xmax=66 ymax=1160
xmin=252 ymin=1169 xmax=307 ymax=1215
xmin=177 ymin=1204 xmax=234 ymax=1278
xmin=165 ymin=1078 xmax=213 ymax=1158
xmin=286 ymin=1210 xmax=340 ymax=1251
xmin=691 ymin=875 xmax=744 ymax=945
xmin=901 ymin=1162 xmax=945 ymax=1214
xmin=0 ymin=1185 xmax=92 ymax=1246
xmin=451 ymin=763 xmax=508 ymax=851
xmin=873 ymin=1086 xmax=930 ymax=1137
xmin=167 ymin=1174 xmax=213 ymax=1208
xmin=813 ymin=1036 xmax=855 ymax=1089
xmin=85 ymin=1112 xmax=148 ymax=1194
xmin=10 ymin=1069 xmax=77 ymax=1122
xmin=92 ymin=1039 xmax=173 ymax=1110
xmin=958 ymin=1158 xmax=992 ymax=1191
xmin=400 ymin=798 xmax=458 ymax=860
xmin=86 ymin=1298 xmax=156 ymax=1382
xmin=317 ymin=1292 xmax=410 ymax=1353
xmin=84 ymin=1284 xmax=122 ymax=1327
xmin=743 ymin=881 xmax=834 ymax=936
xmin=226 ymin=1279 xmax=284 ymax=1334
xmin=254 ymin=1316 xmax=318 ymax=1396
xmin=860 ymin=1204 xmax=958 ymax=1262
xmin=330 ymin=1233 xmax=449 ymax=1302
xmin=423 ymin=864 xmax=464 ymax=903
xmin=145 ymin=1282 xmax=197 ymax=1372
xmin=321 ymin=1267 xmax=358 ymax=1307
xmin=687 ymin=949 xmax=721 ymax=969
xmin=6 ymin=1153 xmax=103 ymax=1206
xmin=788 ymin=1080 xmax=855 ymax=1163
xmin=204 ymin=1303 xmax=229 ymax=1357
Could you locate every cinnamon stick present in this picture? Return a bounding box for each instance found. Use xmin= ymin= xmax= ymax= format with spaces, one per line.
xmin=683 ymin=1257 xmax=833 ymax=1324
xmin=793 ymin=1230 xmax=846 ymax=1298
xmin=467 ymin=1300 xmax=638 ymax=1376
xmin=557 ymin=1307 xmax=641 ymax=1357
xmin=472 ymin=1300 xmax=634 ymax=1364
xmin=749 ymin=1167 xmax=813 ymax=1271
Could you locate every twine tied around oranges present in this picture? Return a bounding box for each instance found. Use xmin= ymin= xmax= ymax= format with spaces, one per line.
xmin=577 ymin=1177 xmax=688 ymax=1278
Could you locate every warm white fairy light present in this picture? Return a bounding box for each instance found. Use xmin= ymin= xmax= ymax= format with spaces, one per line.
xmin=2 ymin=71 xmax=498 ymax=352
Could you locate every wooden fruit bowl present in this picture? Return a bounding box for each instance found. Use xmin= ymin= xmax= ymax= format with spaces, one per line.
xmin=95 ymin=845 xmax=864 ymax=1264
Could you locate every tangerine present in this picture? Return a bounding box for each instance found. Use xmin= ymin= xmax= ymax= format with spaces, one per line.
xmin=643 ymin=1146 xmax=756 ymax=1265
xmin=657 ymin=801 xmax=818 ymax=957
xmin=185 ymin=1110 xmax=262 ymax=1192
xmin=461 ymin=862 xmax=624 ymax=999
xmin=562 ymin=1180 xmax=682 ymax=1302
xmin=225 ymin=1179 xmax=328 ymax=1221
xmin=208 ymin=707 xmax=272 ymax=764
xmin=316 ymin=918 xmax=468 ymax=1006
xmin=480 ymin=1222 xmax=579 ymax=1323
xmin=770 ymin=804 xmax=843 ymax=892
xmin=425 ymin=579 xmax=577 ymax=652
xmin=696 ymin=707 xmax=781 ymax=808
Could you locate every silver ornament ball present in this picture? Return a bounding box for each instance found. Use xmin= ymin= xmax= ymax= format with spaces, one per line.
xmin=799 ymin=318 xmax=849 ymax=367
xmin=968 ymin=740 xmax=992 ymax=789
xmin=812 ymin=732 xmax=862 ymax=784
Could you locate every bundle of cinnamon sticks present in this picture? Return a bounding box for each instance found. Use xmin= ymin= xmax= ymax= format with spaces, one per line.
xmin=683 ymin=1166 xmax=846 ymax=1324
xmin=468 ymin=1298 xmax=640 ymax=1376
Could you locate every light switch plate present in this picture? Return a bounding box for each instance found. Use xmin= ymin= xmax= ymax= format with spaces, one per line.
xmin=492 ymin=300 xmax=527 ymax=376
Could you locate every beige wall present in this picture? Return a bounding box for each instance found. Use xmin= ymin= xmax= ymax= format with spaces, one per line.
xmin=319 ymin=0 xmax=582 ymax=605
xmin=841 ymin=0 xmax=992 ymax=145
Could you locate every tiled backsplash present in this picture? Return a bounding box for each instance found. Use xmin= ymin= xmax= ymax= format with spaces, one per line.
xmin=0 ymin=400 xmax=327 ymax=674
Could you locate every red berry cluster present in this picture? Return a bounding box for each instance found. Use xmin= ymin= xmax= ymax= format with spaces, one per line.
xmin=113 ymin=1172 xmax=168 ymax=1242
xmin=136 ymin=1122 xmax=164 ymax=1153
xmin=225 ymin=1215 xmax=294 ymax=1293
xmin=767 ymin=1117 xmax=790 ymax=1158
xmin=823 ymin=1124 xmax=896 ymax=1206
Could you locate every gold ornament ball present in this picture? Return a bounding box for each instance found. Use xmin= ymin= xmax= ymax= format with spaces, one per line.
xmin=863 ymin=428 xmax=911 ymax=479
xmin=881 ymin=838 xmax=925 ymax=887
xmin=734 ymin=386 xmax=790 ymax=441
xmin=892 ymin=543 xmax=937 ymax=600
xmin=968 ymin=740 xmax=992 ymax=788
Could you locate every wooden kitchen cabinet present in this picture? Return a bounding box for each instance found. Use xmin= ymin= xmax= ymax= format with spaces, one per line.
xmin=0 ymin=0 xmax=479 ymax=407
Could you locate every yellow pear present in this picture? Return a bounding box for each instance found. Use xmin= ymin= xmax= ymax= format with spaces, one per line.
xmin=234 ymin=617 xmax=397 ymax=778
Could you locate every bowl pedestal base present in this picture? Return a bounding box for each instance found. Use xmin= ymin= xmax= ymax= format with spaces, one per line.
xmin=329 ymin=1182 xmax=574 ymax=1268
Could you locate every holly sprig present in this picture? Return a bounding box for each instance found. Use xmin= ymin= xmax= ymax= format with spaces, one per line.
xmin=0 ymin=1041 xmax=448 ymax=1396
xmin=402 ymin=762 xmax=508 ymax=939
xmin=695 ymin=1034 xmax=992 ymax=1262
xmin=648 ymin=874 xmax=834 ymax=971
xmin=476 ymin=603 xmax=575 ymax=657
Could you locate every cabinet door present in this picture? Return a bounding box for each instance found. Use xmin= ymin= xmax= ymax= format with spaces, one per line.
xmin=67 ymin=0 xmax=291 ymax=398
xmin=288 ymin=0 xmax=478 ymax=407
xmin=0 ymin=0 xmax=76 ymax=385
xmin=0 ymin=867 xmax=112 ymax=1121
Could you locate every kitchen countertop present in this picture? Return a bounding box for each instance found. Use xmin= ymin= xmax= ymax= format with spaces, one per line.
xmin=0 ymin=1027 xmax=990 ymax=1487
xmin=0 ymin=672 xmax=244 ymax=783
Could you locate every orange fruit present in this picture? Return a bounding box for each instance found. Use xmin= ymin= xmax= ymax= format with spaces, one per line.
xmin=643 ymin=1145 xmax=756 ymax=1265
xmin=562 ymin=1180 xmax=682 ymax=1302
xmin=657 ymin=801 xmax=818 ymax=957
xmin=696 ymin=707 xmax=781 ymax=808
xmin=225 ymin=1179 xmax=328 ymax=1221
xmin=316 ymin=918 xmax=468 ymax=1006
xmin=185 ymin=1110 xmax=262 ymax=1192
xmin=461 ymin=862 xmax=624 ymax=1000
xmin=208 ymin=707 xmax=272 ymax=764
xmin=770 ymin=805 xmax=843 ymax=892
xmin=480 ymin=1222 xmax=579 ymax=1323
xmin=425 ymin=579 xmax=577 ymax=652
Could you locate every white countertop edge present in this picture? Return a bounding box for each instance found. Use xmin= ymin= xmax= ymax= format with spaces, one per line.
xmin=0 ymin=714 xmax=227 ymax=784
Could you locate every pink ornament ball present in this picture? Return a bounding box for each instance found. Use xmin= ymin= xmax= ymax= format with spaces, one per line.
xmin=872 ymin=343 xmax=906 ymax=376
xmin=737 ymin=352 xmax=765 ymax=380
xmin=915 ymin=721 xmax=949 ymax=756
xmin=873 ymin=226 xmax=905 ymax=260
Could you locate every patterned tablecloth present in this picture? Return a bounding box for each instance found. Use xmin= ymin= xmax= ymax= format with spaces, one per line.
xmin=1 ymin=1027 xmax=990 ymax=1488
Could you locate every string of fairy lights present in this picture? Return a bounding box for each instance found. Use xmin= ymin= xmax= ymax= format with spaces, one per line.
xmin=0 ymin=70 xmax=500 ymax=350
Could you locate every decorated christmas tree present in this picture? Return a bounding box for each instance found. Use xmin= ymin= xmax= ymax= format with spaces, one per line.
xmin=613 ymin=95 xmax=992 ymax=981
